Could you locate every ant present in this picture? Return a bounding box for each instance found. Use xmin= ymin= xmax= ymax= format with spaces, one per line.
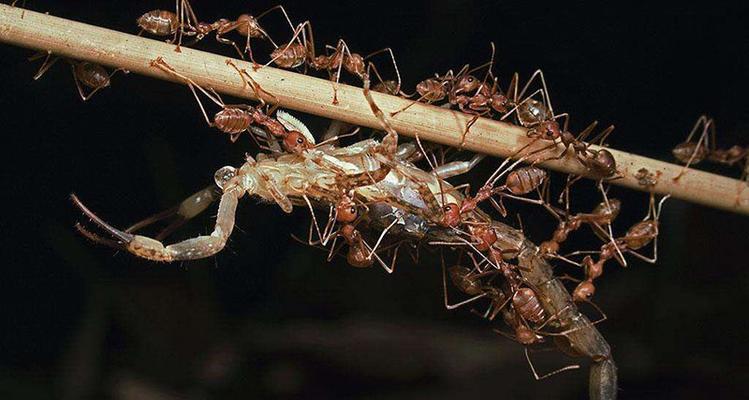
xmin=29 ymin=51 xmax=128 ymax=101
xmin=390 ymin=45 xmax=496 ymax=119
xmin=442 ymin=257 xmax=581 ymax=380
xmin=268 ymin=20 xmax=401 ymax=105
xmin=568 ymin=194 xmax=669 ymax=303
xmin=673 ymin=115 xmax=748 ymax=182
xmin=150 ymin=57 xmax=309 ymax=153
xmin=180 ymin=3 xmax=287 ymax=67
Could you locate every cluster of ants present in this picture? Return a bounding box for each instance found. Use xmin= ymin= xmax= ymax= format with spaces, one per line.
xmin=25 ymin=0 xmax=747 ymax=382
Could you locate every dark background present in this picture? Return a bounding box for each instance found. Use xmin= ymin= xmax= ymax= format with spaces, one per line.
xmin=1 ymin=1 xmax=749 ymax=399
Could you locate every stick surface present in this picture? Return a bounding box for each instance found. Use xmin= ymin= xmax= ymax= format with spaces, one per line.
xmin=1 ymin=4 xmax=747 ymax=215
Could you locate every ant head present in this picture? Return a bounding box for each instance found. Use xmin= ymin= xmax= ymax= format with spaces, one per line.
xmin=282 ymin=131 xmax=312 ymax=154
xmin=456 ymin=74 xmax=480 ymax=92
xmin=515 ymin=325 xmax=541 ymax=345
xmin=573 ymin=280 xmax=595 ymax=303
xmin=439 ymin=203 xmax=461 ymax=227
xmin=336 ymin=197 xmax=359 ymax=223
xmin=540 ymin=120 xmax=561 ymax=140
xmin=236 ymin=14 xmax=262 ymax=37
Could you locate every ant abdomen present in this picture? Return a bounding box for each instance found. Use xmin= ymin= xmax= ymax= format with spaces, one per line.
xmin=512 ymin=287 xmax=546 ymax=324
xmin=214 ymin=108 xmax=253 ymax=135
xmin=74 ymin=62 xmax=110 ymax=90
xmin=517 ymin=99 xmax=550 ymax=126
xmin=624 ymin=221 xmax=658 ymax=249
xmin=137 ymin=10 xmax=179 ymax=36
xmin=505 ymin=166 xmax=547 ymax=195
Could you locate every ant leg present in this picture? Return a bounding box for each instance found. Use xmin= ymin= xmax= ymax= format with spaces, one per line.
xmin=673 ymin=116 xmax=711 ymax=181
xmin=518 ymin=69 xmax=555 ymax=117
xmin=500 ymin=87 xmax=545 ymax=121
xmin=587 ymin=124 xmax=616 ymax=147
xmin=225 ymin=60 xmax=278 ymax=106
xmin=524 ymin=348 xmax=580 ymax=380
xmin=363 ymin=65 xmax=399 ymax=157
xmin=441 ymin=258 xmax=487 ymax=310
xmin=70 ymin=64 xmax=100 ymax=101
xmin=302 ymin=195 xmax=328 ymax=246
xmin=71 ymin=188 xmax=241 ymax=262
xmin=214 ymin=22 xmax=246 ymax=60
xmin=459 ymin=110 xmax=492 ymax=147
xmin=367 ymin=218 xmax=399 ymax=259
xmin=263 ymin=20 xmax=309 ymax=68
xmin=126 ymin=185 xmax=221 ymax=241
xmin=328 ymin=39 xmax=351 ymax=105
xmin=150 ymin=58 xmax=225 ymax=128
xmin=364 ymin=48 xmax=402 ymax=94
xmin=390 ymin=93 xmax=435 ymax=117
xmin=30 ymin=50 xmax=59 ymax=80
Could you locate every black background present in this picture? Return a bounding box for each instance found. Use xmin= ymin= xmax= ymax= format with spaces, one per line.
xmin=1 ymin=1 xmax=749 ymax=399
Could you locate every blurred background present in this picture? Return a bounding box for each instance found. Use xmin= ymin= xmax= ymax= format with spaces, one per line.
xmin=1 ymin=1 xmax=749 ymax=399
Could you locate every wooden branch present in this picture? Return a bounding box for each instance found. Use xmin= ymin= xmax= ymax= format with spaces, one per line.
xmin=1 ymin=4 xmax=747 ymax=215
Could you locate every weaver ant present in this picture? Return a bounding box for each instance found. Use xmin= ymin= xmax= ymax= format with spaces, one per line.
xmin=673 ymin=115 xmax=748 ymax=182
xmin=268 ymin=20 xmax=401 ymax=104
xmin=150 ymin=57 xmax=311 ymax=154
xmin=29 ymin=51 xmax=128 ymax=101
xmin=568 ymin=194 xmax=669 ymax=302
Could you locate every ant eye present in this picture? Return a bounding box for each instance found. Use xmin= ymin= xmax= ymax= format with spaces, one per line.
xmin=296 ymin=137 xmax=304 ymax=144
xmin=350 ymin=207 xmax=357 ymax=215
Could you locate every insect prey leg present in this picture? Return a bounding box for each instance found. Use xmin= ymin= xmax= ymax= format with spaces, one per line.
xmin=72 ymin=188 xmax=241 ymax=262
xmin=125 ymin=185 xmax=221 ymax=241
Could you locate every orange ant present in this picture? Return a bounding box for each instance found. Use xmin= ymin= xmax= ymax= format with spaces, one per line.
xmin=267 ymin=20 xmax=402 ymax=104
xmin=150 ymin=57 xmax=310 ymax=153
xmin=390 ymin=45 xmax=496 ymax=119
xmin=441 ymin=255 xmax=581 ymax=380
xmin=181 ymin=3 xmax=287 ymax=67
xmin=568 ymin=194 xmax=669 ymax=302
xmin=673 ymin=115 xmax=748 ymax=182
xmin=29 ymin=51 xmax=128 ymax=101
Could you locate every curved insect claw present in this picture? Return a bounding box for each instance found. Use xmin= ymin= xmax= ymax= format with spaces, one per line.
xmin=74 ymin=222 xmax=125 ymax=249
xmin=70 ymin=193 xmax=135 ymax=245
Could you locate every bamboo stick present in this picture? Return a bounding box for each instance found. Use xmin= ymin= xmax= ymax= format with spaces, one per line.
xmin=1 ymin=4 xmax=747 ymax=215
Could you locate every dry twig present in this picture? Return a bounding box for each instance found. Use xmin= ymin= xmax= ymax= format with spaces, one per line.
xmin=0 ymin=4 xmax=747 ymax=215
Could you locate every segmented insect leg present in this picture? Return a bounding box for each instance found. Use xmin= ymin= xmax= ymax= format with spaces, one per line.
xmin=441 ymin=256 xmax=487 ymax=310
xmin=226 ymin=59 xmax=278 ymax=108
xmin=29 ymin=50 xmax=59 ymax=80
xmin=125 ymin=185 xmax=221 ymax=241
xmin=363 ymin=65 xmax=399 ymax=157
xmin=72 ymin=188 xmax=241 ymax=262
xmin=674 ymin=115 xmax=713 ymax=181
xmin=524 ymin=347 xmax=580 ymax=380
